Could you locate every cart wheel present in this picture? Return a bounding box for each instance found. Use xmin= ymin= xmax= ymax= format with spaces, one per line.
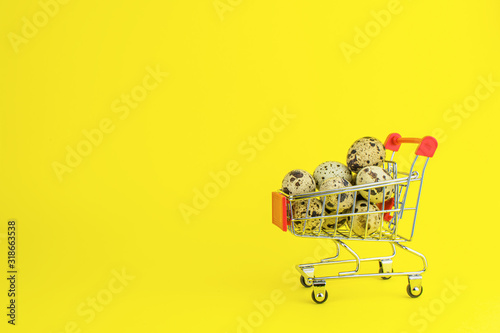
xmin=379 ymin=267 xmax=393 ymax=280
xmin=300 ymin=275 xmax=313 ymax=288
xmin=407 ymin=284 xmax=423 ymax=298
xmin=311 ymin=289 xmax=328 ymax=304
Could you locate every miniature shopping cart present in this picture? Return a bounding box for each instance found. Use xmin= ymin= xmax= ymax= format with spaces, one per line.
xmin=272 ymin=133 xmax=438 ymax=303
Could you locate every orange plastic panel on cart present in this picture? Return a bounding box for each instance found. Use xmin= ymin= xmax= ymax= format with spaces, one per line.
xmin=272 ymin=192 xmax=288 ymax=231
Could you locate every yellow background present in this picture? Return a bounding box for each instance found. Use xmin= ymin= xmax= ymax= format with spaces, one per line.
xmin=1 ymin=0 xmax=499 ymax=332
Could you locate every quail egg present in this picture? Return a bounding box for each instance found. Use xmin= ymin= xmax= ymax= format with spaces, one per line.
xmin=291 ymin=198 xmax=323 ymax=233
xmin=281 ymin=169 xmax=316 ymax=195
xmin=347 ymin=200 xmax=382 ymax=236
xmin=356 ymin=166 xmax=395 ymax=204
xmin=322 ymin=209 xmax=348 ymax=231
xmin=319 ymin=177 xmax=354 ymax=212
xmin=346 ymin=137 xmax=386 ymax=173
xmin=313 ymin=161 xmax=353 ymax=189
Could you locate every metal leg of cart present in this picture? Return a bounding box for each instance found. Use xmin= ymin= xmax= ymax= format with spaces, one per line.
xmin=296 ymin=240 xmax=428 ymax=303
xmin=394 ymin=242 xmax=427 ymax=298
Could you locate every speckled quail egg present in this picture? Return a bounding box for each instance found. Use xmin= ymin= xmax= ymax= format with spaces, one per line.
xmin=313 ymin=161 xmax=353 ymax=189
xmin=291 ymin=198 xmax=323 ymax=233
xmin=322 ymin=210 xmax=348 ymax=232
xmin=347 ymin=200 xmax=382 ymax=236
xmin=281 ymin=169 xmax=316 ymax=195
xmin=319 ymin=177 xmax=354 ymax=212
xmin=356 ymin=166 xmax=395 ymax=204
xmin=346 ymin=137 xmax=386 ymax=173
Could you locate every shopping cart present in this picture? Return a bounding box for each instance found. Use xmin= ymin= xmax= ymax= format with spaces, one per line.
xmin=272 ymin=133 xmax=438 ymax=303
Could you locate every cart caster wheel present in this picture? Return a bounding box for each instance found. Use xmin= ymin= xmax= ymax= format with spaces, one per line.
xmin=312 ymin=290 xmax=328 ymax=304
xmin=378 ymin=260 xmax=393 ymax=279
xmin=379 ymin=267 xmax=393 ymax=280
xmin=300 ymin=275 xmax=313 ymax=288
xmin=407 ymin=284 xmax=423 ymax=298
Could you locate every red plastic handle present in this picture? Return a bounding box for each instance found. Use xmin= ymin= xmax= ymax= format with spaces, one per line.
xmin=384 ymin=133 xmax=438 ymax=157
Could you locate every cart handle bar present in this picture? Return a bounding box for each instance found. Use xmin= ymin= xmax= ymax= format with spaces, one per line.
xmin=384 ymin=133 xmax=438 ymax=158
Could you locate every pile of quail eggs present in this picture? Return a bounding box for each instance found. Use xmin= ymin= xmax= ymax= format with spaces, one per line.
xmin=281 ymin=136 xmax=394 ymax=237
